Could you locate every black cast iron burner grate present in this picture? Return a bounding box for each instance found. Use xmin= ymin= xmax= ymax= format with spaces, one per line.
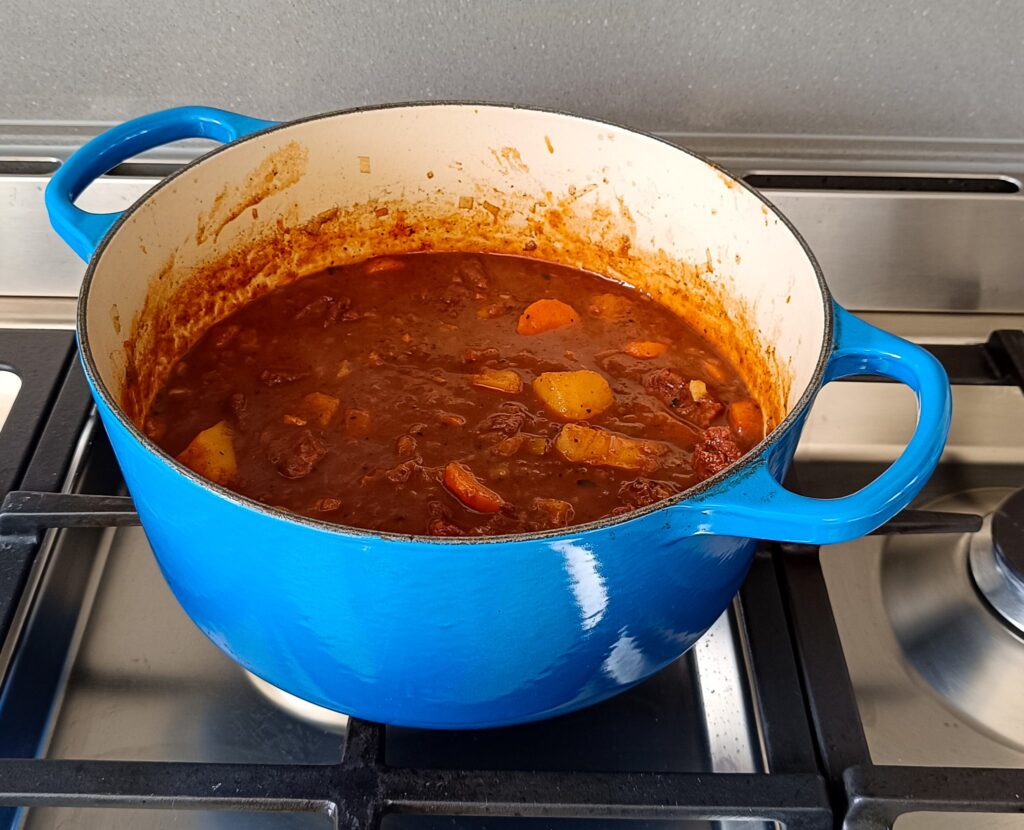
xmin=0 ymin=738 xmax=833 ymax=828
xmin=779 ymin=544 xmax=1024 ymax=829
xmin=0 ymin=328 xmax=1022 ymax=829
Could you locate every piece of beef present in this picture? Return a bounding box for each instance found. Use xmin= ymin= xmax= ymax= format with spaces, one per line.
xmin=618 ymin=477 xmax=681 ymax=509
xmin=263 ymin=427 xmax=329 ymax=479
xmin=260 ymin=368 xmax=308 ymax=387
xmin=692 ymin=426 xmax=742 ymax=478
xmin=644 ymin=368 xmax=724 ymax=428
xmin=295 ymin=295 xmax=351 ymax=327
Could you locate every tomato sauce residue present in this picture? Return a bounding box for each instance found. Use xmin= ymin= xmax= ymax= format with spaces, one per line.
xmin=146 ymin=253 xmax=764 ymax=536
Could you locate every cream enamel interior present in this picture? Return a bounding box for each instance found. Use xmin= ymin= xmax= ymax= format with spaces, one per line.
xmin=82 ymin=105 xmax=827 ymax=433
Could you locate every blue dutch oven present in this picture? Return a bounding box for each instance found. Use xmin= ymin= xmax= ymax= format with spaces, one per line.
xmin=45 ymin=103 xmax=950 ymax=728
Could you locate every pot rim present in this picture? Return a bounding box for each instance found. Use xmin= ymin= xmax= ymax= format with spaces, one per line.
xmin=77 ymin=100 xmax=834 ymax=546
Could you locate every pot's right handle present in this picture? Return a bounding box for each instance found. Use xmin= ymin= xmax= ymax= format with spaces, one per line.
xmin=46 ymin=106 xmax=277 ymax=262
xmin=690 ymin=304 xmax=951 ymax=544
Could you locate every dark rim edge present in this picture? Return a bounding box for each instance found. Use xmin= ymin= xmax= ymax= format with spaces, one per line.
xmin=76 ymin=100 xmax=834 ymax=547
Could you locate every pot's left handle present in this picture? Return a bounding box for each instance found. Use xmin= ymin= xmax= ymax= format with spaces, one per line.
xmin=46 ymin=106 xmax=277 ymax=261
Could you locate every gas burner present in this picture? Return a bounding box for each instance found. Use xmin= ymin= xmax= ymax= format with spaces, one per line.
xmin=882 ymin=487 xmax=1024 ymax=751
xmin=244 ymin=670 xmax=350 ymax=734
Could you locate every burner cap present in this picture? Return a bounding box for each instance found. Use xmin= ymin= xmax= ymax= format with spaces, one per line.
xmin=993 ymin=489 xmax=1024 ymax=581
xmin=971 ymin=488 xmax=1024 ymax=634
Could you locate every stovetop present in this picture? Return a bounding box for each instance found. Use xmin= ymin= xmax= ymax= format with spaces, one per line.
xmin=1 ymin=136 xmax=1024 ymax=829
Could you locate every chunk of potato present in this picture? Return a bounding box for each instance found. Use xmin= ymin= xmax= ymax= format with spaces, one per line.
xmin=623 ymin=341 xmax=668 ymax=359
xmin=516 ymin=299 xmax=578 ymax=335
xmin=477 ymin=303 xmax=507 ymax=320
xmin=489 ymin=462 xmax=511 ymax=480
xmin=533 ymin=370 xmax=615 ymax=420
xmin=588 ymin=293 xmax=634 ymax=320
xmin=176 ymin=420 xmax=237 ymax=485
xmin=473 ymin=368 xmax=524 ymax=394
xmin=689 ymin=379 xmax=708 ymax=401
xmin=525 ymin=436 xmax=549 ymax=456
xmin=303 ymin=391 xmax=340 ymax=426
xmin=554 ymin=423 xmax=667 ymax=471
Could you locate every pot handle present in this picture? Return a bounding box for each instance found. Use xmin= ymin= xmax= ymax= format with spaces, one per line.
xmin=691 ymin=304 xmax=951 ymax=544
xmin=45 ymin=106 xmax=277 ymax=261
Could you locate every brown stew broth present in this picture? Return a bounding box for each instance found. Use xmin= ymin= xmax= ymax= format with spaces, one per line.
xmin=147 ymin=253 xmax=763 ymax=535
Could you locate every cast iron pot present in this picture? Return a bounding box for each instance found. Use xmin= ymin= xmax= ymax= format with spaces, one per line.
xmin=45 ymin=103 xmax=950 ymax=728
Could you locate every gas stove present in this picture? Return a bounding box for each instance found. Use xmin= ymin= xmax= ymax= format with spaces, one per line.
xmin=0 ymin=134 xmax=1023 ymax=829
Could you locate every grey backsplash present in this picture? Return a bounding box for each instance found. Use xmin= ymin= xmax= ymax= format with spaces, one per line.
xmin=2 ymin=0 xmax=1023 ymax=140
xmin=4 ymin=0 xmax=1024 ymax=313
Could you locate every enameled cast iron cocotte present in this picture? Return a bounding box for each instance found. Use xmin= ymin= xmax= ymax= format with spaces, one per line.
xmin=45 ymin=104 xmax=951 ymax=728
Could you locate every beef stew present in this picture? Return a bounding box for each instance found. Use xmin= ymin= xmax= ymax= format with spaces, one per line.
xmin=147 ymin=253 xmax=764 ymax=535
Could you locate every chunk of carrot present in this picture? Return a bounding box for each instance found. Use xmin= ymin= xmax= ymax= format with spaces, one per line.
xmin=443 ymin=462 xmax=504 ymax=513
xmin=623 ymin=341 xmax=668 ymax=359
xmin=473 ymin=368 xmax=524 ymax=394
xmin=727 ymin=399 xmax=764 ymax=449
xmin=516 ymin=299 xmax=578 ymax=335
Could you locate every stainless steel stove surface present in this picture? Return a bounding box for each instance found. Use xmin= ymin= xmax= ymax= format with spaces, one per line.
xmin=2 ymin=132 xmax=1024 ymax=829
